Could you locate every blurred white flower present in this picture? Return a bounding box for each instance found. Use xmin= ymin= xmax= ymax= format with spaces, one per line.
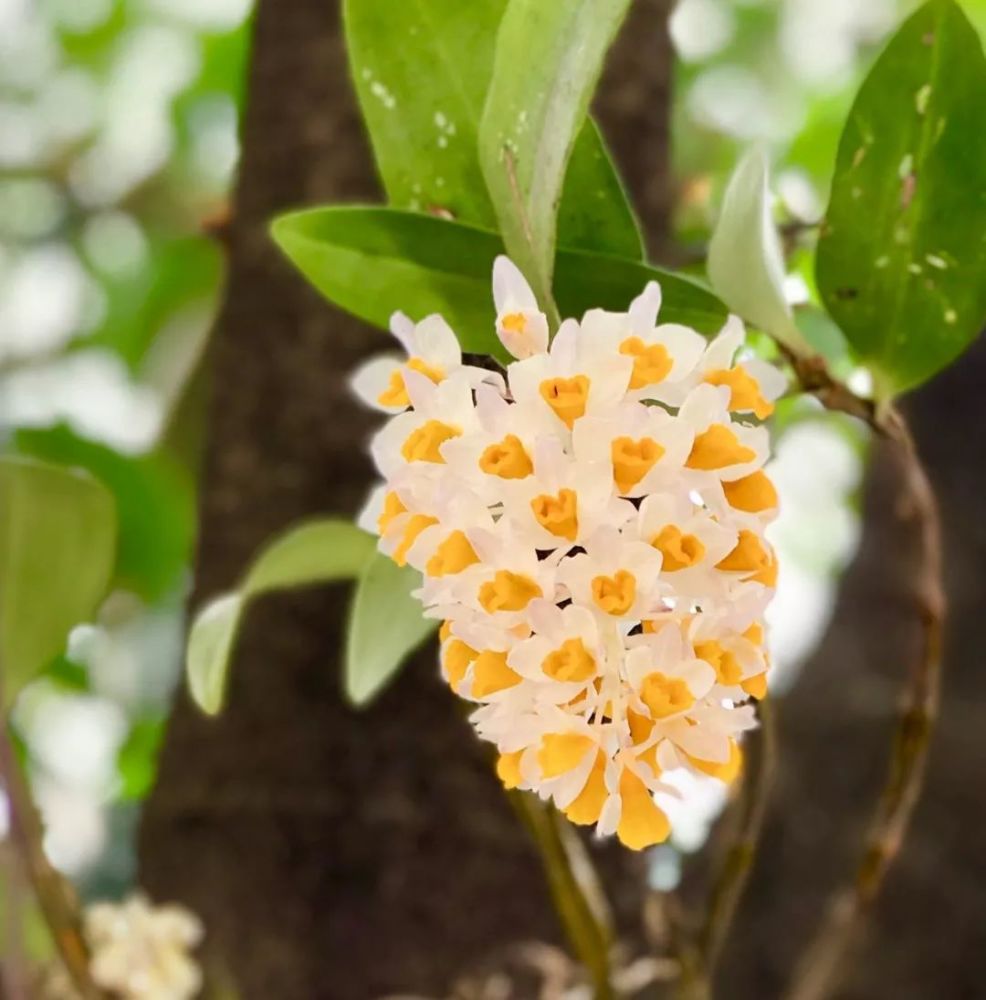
xmin=86 ymin=894 xmax=204 ymax=1000
xmin=0 ymin=349 xmax=164 ymax=453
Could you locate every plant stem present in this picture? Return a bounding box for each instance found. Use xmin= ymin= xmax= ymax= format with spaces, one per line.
xmin=698 ymin=697 xmax=777 ymax=977
xmin=0 ymin=707 xmax=103 ymax=999
xmin=782 ymin=353 xmax=945 ymax=1000
xmin=663 ymin=895 xmax=710 ymax=1000
xmin=509 ymin=790 xmax=615 ymax=999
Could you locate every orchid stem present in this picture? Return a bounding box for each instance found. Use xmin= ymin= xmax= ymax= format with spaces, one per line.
xmin=509 ymin=790 xmax=615 ymax=999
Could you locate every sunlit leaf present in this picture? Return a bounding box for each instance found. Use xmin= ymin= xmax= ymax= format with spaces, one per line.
xmin=271 ymin=207 xmax=727 ymax=359
xmin=345 ymin=554 xmax=436 ymax=706
xmin=343 ymin=0 xmax=642 ymax=259
xmin=816 ymin=0 xmax=986 ymax=397
xmin=708 ymin=148 xmax=811 ymax=355
xmin=187 ymin=593 xmax=244 ymax=716
xmin=0 ymin=457 xmax=115 ymax=702
xmin=478 ymin=0 xmax=634 ymax=308
xmin=186 ymin=519 xmax=376 ymax=715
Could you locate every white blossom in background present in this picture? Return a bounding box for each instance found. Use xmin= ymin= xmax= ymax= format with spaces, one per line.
xmin=85 ymin=894 xmax=204 ymax=1000
xmin=0 ymin=349 xmax=163 ymax=454
xmin=354 ymin=258 xmax=784 ymax=851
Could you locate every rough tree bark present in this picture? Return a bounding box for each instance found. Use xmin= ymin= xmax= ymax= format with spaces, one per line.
xmin=138 ymin=2 xmax=674 ymax=998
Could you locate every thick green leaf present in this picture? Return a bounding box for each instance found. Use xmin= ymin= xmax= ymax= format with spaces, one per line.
xmin=479 ymin=0 xmax=633 ymax=308
xmin=708 ymin=149 xmax=812 ymax=355
xmin=0 ymin=457 xmax=116 ymax=701
xmin=271 ymin=207 xmax=727 ymax=358
xmin=345 ymin=554 xmax=436 ymax=706
xmin=186 ymin=519 xmax=376 ymax=715
xmin=343 ymin=0 xmax=642 ymax=259
xmin=816 ymin=0 xmax=986 ymax=397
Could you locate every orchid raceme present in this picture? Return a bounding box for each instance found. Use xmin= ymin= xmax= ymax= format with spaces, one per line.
xmin=355 ymin=257 xmax=784 ymax=851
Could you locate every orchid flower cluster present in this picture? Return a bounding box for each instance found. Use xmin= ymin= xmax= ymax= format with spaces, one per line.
xmin=354 ymin=258 xmax=784 ymax=850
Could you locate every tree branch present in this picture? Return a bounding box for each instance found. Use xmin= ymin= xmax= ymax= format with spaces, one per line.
xmin=782 ymin=355 xmax=946 ymax=1000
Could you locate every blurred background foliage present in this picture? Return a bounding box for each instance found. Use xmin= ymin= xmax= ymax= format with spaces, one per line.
xmin=0 ymin=0 xmax=250 ymax=910
xmin=1 ymin=0 xmax=984 ymax=950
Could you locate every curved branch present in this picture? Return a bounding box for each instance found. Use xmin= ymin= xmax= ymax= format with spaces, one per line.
xmin=782 ymin=359 xmax=946 ymax=1000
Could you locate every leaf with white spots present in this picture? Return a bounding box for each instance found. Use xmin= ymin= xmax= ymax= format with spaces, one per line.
xmin=816 ymin=0 xmax=986 ymax=397
xmin=344 ymin=0 xmax=642 ymax=261
xmin=185 ymin=519 xmax=377 ymax=715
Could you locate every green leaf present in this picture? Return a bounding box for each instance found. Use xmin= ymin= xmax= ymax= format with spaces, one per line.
xmin=117 ymin=716 xmax=166 ymax=801
xmin=479 ymin=0 xmax=634 ymax=310
xmin=345 ymin=554 xmax=436 ymax=706
xmin=816 ymin=0 xmax=986 ymax=397
xmin=708 ymin=148 xmax=812 ymax=355
xmin=271 ymin=207 xmax=727 ymax=358
xmin=0 ymin=457 xmax=115 ymax=701
xmin=187 ymin=593 xmax=245 ymax=716
xmin=186 ymin=519 xmax=376 ymax=715
xmin=343 ymin=0 xmax=642 ymax=259
xmin=16 ymin=428 xmax=195 ymax=603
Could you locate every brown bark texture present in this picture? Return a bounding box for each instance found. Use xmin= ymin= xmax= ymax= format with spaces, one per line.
xmin=138 ymin=2 xmax=673 ymax=998
xmin=713 ymin=346 xmax=986 ymax=1000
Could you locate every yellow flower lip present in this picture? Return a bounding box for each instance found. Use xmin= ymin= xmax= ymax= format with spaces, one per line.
xmin=480 ymin=434 xmax=533 ymax=479
xmin=401 ymin=419 xmax=460 ymax=463
xmin=591 ymin=569 xmax=636 ymax=616
xmin=612 ymin=435 xmax=664 ymax=493
xmin=651 ymin=523 xmax=706 ymax=571
xmin=540 ymin=374 xmax=590 ymax=428
xmin=715 ymin=530 xmax=777 ymax=586
xmin=620 ymin=336 xmax=672 ymax=389
xmin=704 ymin=365 xmax=774 ymax=420
xmin=640 ymin=671 xmax=695 ymax=718
xmin=531 ymin=488 xmax=579 ymax=541
xmin=471 ymin=649 xmax=521 ymax=697
xmin=686 ymin=423 xmax=756 ymax=470
xmin=479 ymin=570 xmax=542 ymax=613
xmin=723 ymin=470 xmax=778 ymax=513
xmin=542 ymin=637 xmax=596 ymax=683
xmin=500 ymin=311 xmax=528 ymax=334
xmin=377 ymin=356 xmax=445 ymax=408
xmin=426 ymin=530 xmax=479 ymax=576
xmin=538 ymin=732 xmax=594 ymax=779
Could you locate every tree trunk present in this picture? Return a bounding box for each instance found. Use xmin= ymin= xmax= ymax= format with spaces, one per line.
xmin=138 ymin=2 xmax=674 ymax=997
